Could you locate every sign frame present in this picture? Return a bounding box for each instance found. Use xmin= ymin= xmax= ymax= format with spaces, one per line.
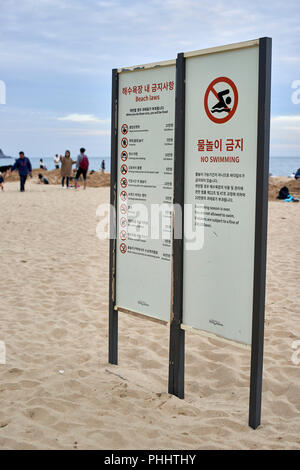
xmin=168 ymin=38 xmax=272 ymax=429
xmin=109 ymin=68 xmax=119 ymax=365
xmin=168 ymin=52 xmax=185 ymax=399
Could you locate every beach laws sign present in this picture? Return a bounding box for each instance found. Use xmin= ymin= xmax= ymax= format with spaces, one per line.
xmin=112 ymin=60 xmax=176 ymax=323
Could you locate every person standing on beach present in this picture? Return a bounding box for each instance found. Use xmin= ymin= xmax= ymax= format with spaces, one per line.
xmin=10 ymin=152 xmax=32 ymax=192
xmin=101 ymin=159 xmax=105 ymax=174
xmin=54 ymin=154 xmax=60 ymax=169
xmin=75 ymin=147 xmax=89 ymax=190
xmin=60 ymin=150 xmax=74 ymax=188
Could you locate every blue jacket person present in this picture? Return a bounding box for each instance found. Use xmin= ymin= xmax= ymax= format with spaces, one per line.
xmin=11 ymin=152 xmax=33 ymax=192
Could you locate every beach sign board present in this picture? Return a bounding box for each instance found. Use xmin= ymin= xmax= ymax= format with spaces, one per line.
xmin=169 ymin=38 xmax=271 ymax=430
xmin=182 ymin=44 xmax=260 ymax=345
xmin=109 ymin=59 xmax=176 ymax=366
xmin=115 ymin=63 xmax=176 ymax=322
xmin=109 ymin=38 xmax=271 ymax=430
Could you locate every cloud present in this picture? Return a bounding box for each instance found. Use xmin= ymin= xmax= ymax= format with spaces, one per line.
xmin=272 ymin=115 xmax=300 ymax=123
xmin=57 ymin=113 xmax=110 ymax=124
xmin=271 ymin=115 xmax=300 ymax=137
xmin=279 ymin=56 xmax=300 ymax=63
xmin=60 ymin=128 xmax=111 ymax=136
xmin=0 ymin=127 xmax=111 ymax=136
xmin=270 ymin=113 xmax=300 ymax=155
xmin=1 ymin=0 xmax=300 ymax=156
xmin=0 ymin=0 xmax=299 ymax=75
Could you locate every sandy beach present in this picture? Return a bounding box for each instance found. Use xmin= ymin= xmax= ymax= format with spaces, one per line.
xmin=0 ymin=179 xmax=299 ymax=450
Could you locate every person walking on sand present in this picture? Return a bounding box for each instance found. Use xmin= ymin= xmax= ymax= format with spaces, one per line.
xmin=10 ymin=151 xmax=32 ymax=192
xmin=60 ymin=150 xmax=74 ymax=188
xmin=75 ymin=147 xmax=89 ymax=190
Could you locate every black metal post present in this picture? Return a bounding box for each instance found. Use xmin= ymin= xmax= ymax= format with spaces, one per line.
xmin=249 ymin=37 xmax=272 ymax=429
xmin=109 ymin=68 xmax=119 ymax=365
xmin=168 ymin=53 xmax=186 ymax=399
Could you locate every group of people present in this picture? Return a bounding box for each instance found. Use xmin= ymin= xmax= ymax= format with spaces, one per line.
xmin=57 ymin=148 xmax=89 ymax=190
xmin=0 ymin=148 xmax=90 ymax=192
xmin=54 ymin=151 xmax=106 ymax=187
xmin=0 ymin=149 xmax=107 ymax=192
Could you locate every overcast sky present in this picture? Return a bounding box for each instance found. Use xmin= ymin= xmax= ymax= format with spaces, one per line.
xmin=0 ymin=0 xmax=299 ymax=157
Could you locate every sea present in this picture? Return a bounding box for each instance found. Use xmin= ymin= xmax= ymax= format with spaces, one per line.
xmin=269 ymin=157 xmax=300 ymax=177
xmin=0 ymin=156 xmax=299 ymax=177
xmin=0 ymin=156 xmax=111 ymax=172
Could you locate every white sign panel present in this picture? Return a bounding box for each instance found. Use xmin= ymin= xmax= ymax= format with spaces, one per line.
xmin=183 ymin=45 xmax=259 ymax=344
xmin=116 ymin=64 xmax=176 ymax=321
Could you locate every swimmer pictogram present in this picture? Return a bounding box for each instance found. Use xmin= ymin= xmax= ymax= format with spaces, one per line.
xmin=204 ymin=77 xmax=238 ymax=124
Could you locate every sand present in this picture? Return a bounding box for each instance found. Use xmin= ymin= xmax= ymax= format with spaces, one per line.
xmin=0 ymin=180 xmax=299 ymax=450
xmin=269 ymin=176 xmax=300 ymax=201
xmin=4 ymin=168 xmax=300 ymax=197
xmin=3 ymin=168 xmax=110 ymax=188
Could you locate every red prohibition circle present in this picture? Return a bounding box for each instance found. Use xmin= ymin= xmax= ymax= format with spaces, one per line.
xmin=120 ymin=203 xmax=127 ymax=214
xmin=120 ymin=190 xmax=128 ymax=201
xmin=204 ymin=77 xmax=238 ymax=124
xmin=121 ymin=124 xmax=128 ymax=135
xmin=121 ymin=164 xmax=128 ymax=175
xmin=120 ymin=230 xmax=127 ymax=241
xmin=121 ymin=137 xmax=128 ymax=148
xmin=120 ymin=217 xmax=127 ymax=228
xmin=121 ymin=151 xmax=128 ymax=162
xmin=120 ymin=243 xmax=127 ymax=254
xmin=120 ymin=177 xmax=127 ymax=188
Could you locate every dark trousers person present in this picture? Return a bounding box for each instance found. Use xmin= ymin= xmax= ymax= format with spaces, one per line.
xmin=20 ymin=174 xmax=27 ymax=192
xmin=62 ymin=176 xmax=70 ymax=188
xmin=11 ymin=152 xmax=32 ymax=192
xmin=75 ymin=168 xmax=87 ymax=189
